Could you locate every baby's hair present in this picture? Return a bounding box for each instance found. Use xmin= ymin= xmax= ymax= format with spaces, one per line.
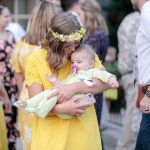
xmin=75 ymin=44 xmax=95 ymax=61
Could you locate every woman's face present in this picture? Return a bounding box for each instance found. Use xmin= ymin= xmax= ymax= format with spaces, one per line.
xmin=0 ymin=8 xmax=10 ymax=28
xmin=64 ymin=42 xmax=76 ymax=57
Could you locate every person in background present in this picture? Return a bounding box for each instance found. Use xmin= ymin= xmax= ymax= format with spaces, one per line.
xmin=129 ymin=0 xmax=150 ymax=149
xmin=103 ymin=47 xmax=120 ymax=113
xmin=78 ymin=0 xmax=109 ymax=125
xmin=41 ymin=0 xmax=61 ymax=7
xmin=6 ymin=15 xmax=25 ymax=42
xmin=0 ymin=4 xmax=19 ymax=150
xmin=48 ymin=0 xmax=61 ymax=6
xmin=116 ymin=10 xmax=140 ymax=150
xmin=0 ymin=65 xmax=12 ymax=115
xmin=11 ymin=1 xmax=61 ymax=149
xmin=61 ymin=0 xmax=83 ymax=26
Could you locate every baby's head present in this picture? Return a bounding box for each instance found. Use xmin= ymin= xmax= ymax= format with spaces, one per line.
xmin=71 ymin=44 xmax=95 ymax=72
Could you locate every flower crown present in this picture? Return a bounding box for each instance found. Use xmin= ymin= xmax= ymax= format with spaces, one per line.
xmin=48 ymin=27 xmax=86 ymax=42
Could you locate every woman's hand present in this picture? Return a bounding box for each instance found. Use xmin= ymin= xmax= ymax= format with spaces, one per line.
xmin=0 ymin=62 xmax=6 ymax=75
xmin=52 ymin=84 xmax=78 ymax=104
xmin=4 ymin=99 xmax=12 ymax=113
xmin=0 ymin=96 xmax=12 ymax=113
xmin=48 ymin=79 xmax=110 ymax=104
xmin=51 ymin=97 xmax=91 ymax=116
xmin=140 ymin=95 xmax=150 ymax=113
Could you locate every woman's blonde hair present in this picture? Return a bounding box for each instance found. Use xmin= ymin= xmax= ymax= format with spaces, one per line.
xmin=42 ymin=12 xmax=82 ymax=73
xmin=24 ymin=0 xmax=61 ymax=45
xmin=80 ymin=0 xmax=109 ymax=35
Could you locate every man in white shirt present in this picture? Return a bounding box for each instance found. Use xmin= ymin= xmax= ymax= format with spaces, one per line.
xmin=130 ymin=0 xmax=150 ymax=149
xmin=116 ymin=11 xmax=140 ymax=150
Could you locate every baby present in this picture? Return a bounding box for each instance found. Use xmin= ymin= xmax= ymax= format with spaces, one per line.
xmin=14 ymin=44 xmax=119 ymax=119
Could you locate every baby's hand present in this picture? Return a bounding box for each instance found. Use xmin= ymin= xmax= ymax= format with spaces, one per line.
xmin=108 ymin=77 xmax=119 ymax=88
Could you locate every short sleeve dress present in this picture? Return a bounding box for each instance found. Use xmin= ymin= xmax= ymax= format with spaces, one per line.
xmin=25 ymin=48 xmax=103 ymax=150
xmin=11 ymin=40 xmax=41 ymax=149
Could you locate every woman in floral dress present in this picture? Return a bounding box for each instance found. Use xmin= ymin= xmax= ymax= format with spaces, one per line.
xmin=0 ymin=5 xmax=19 ymax=150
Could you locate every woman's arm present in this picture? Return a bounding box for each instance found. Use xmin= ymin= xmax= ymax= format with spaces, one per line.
xmin=76 ymin=78 xmax=110 ymax=94
xmin=14 ymin=72 xmax=24 ymax=93
xmin=53 ymin=79 xmax=110 ymax=103
xmin=28 ymin=83 xmax=91 ymax=116
xmin=51 ymin=97 xmax=91 ymax=116
xmin=28 ymin=83 xmax=44 ymax=98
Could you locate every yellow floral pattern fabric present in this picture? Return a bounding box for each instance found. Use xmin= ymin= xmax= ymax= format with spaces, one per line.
xmin=11 ymin=40 xmax=41 ymax=150
xmin=11 ymin=40 xmax=41 ymax=74
xmin=25 ymin=49 xmax=103 ymax=150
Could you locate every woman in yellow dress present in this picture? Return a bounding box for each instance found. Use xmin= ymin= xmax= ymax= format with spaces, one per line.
xmin=11 ymin=1 xmax=61 ymax=149
xmin=25 ymin=12 xmax=109 ymax=150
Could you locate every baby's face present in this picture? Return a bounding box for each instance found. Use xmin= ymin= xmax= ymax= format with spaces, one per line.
xmin=71 ymin=50 xmax=93 ymax=71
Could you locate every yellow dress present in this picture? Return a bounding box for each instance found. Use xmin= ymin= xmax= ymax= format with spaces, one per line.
xmin=25 ymin=49 xmax=103 ymax=150
xmin=0 ymin=105 xmax=8 ymax=150
xmin=11 ymin=40 xmax=41 ymax=150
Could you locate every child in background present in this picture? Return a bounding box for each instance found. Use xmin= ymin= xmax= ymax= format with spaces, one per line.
xmin=103 ymin=46 xmax=120 ymax=112
xmin=14 ymin=44 xmax=119 ymax=119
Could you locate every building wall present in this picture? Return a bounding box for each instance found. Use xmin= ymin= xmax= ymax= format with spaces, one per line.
xmin=0 ymin=0 xmax=40 ymax=30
